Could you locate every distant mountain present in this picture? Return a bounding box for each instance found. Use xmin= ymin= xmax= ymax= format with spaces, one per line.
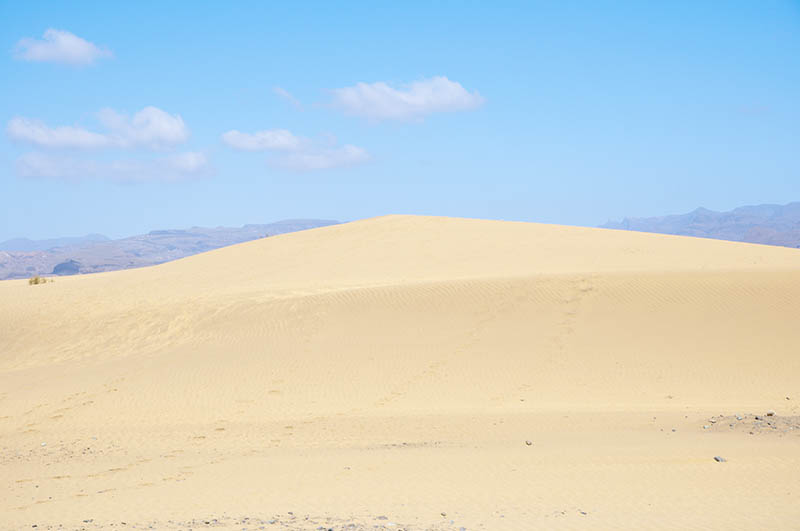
xmin=0 ymin=219 xmax=339 ymax=280
xmin=602 ymin=202 xmax=800 ymax=249
xmin=0 ymin=233 xmax=109 ymax=252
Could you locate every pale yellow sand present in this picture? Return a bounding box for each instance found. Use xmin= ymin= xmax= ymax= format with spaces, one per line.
xmin=2 ymin=215 xmax=800 ymax=530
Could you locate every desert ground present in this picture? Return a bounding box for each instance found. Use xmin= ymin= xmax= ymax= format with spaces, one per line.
xmin=1 ymin=215 xmax=799 ymax=530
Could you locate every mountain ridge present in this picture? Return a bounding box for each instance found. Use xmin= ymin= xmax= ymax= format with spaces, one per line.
xmin=0 ymin=233 xmax=110 ymax=252
xmin=602 ymin=201 xmax=800 ymax=248
xmin=0 ymin=219 xmax=339 ymax=280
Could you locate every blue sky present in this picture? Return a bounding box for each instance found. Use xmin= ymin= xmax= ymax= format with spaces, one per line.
xmin=1 ymin=1 xmax=798 ymax=241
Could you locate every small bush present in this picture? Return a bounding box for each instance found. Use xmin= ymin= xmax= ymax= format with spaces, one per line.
xmin=28 ymin=275 xmax=49 ymax=285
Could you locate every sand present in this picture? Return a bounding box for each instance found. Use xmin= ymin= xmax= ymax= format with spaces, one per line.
xmin=1 ymin=215 xmax=799 ymax=530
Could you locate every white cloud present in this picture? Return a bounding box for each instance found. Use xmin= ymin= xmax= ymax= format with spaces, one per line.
xmin=16 ymin=151 xmax=210 ymax=181
xmin=97 ymin=107 xmax=189 ymax=149
xmin=279 ymin=144 xmax=369 ymax=171
xmin=330 ymin=76 xmax=485 ymax=121
xmin=166 ymin=151 xmax=208 ymax=173
xmin=7 ymin=107 xmax=189 ymax=150
xmin=221 ymin=128 xmax=368 ymax=171
xmin=7 ymin=117 xmax=112 ymax=149
xmin=273 ymin=87 xmax=302 ymax=109
xmin=14 ymin=29 xmax=112 ymax=66
xmin=222 ymin=129 xmax=302 ymax=151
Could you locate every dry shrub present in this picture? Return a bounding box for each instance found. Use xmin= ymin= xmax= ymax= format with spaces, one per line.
xmin=28 ymin=275 xmax=49 ymax=285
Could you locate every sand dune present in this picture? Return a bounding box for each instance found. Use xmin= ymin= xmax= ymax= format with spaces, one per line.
xmin=2 ymin=215 xmax=800 ymax=530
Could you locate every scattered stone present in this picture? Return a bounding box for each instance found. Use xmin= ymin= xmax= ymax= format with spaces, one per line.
xmin=703 ymin=425 xmax=710 ymax=429
xmin=766 ymin=410 xmax=775 ymax=416
xmin=671 ymin=428 xmax=676 ymax=432
xmin=736 ymin=416 xmax=743 ymax=421
xmin=525 ymin=440 xmax=532 ymax=446
xmin=755 ymin=415 xmax=763 ymax=421
xmin=441 ymin=512 xmax=447 ymax=517
xmin=714 ymin=456 xmax=726 ymax=463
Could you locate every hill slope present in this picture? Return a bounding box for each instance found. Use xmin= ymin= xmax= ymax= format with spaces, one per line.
xmin=2 ymin=215 xmax=799 ymax=529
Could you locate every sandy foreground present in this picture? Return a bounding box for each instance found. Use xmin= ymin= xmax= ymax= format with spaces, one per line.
xmin=1 ymin=215 xmax=800 ymax=530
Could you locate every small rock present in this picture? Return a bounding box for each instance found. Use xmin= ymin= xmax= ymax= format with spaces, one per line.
xmin=736 ymin=416 xmax=742 ymax=421
xmin=376 ymin=516 xmax=388 ymax=520
xmin=755 ymin=415 xmax=763 ymax=421
xmin=40 ymin=442 xmax=46 ymax=447
xmin=713 ymin=456 xmax=726 ymax=463
xmin=441 ymin=512 xmax=447 ymax=517
xmin=703 ymin=425 xmax=710 ymax=429
xmin=766 ymin=410 xmax=775 ymax=416
xmin=671 ymin=428 xmax=676 ymax=432
xmin=525 ymin=440 xmax=532 ymax=446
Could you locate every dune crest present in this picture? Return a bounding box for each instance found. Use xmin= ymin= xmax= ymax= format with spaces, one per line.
xmin=2 ymin=215 xmax=800 ymax=529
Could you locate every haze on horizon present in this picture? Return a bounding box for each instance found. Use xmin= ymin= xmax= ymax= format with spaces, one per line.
xmin=1 ymin=1 xmax=798 ymax=242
